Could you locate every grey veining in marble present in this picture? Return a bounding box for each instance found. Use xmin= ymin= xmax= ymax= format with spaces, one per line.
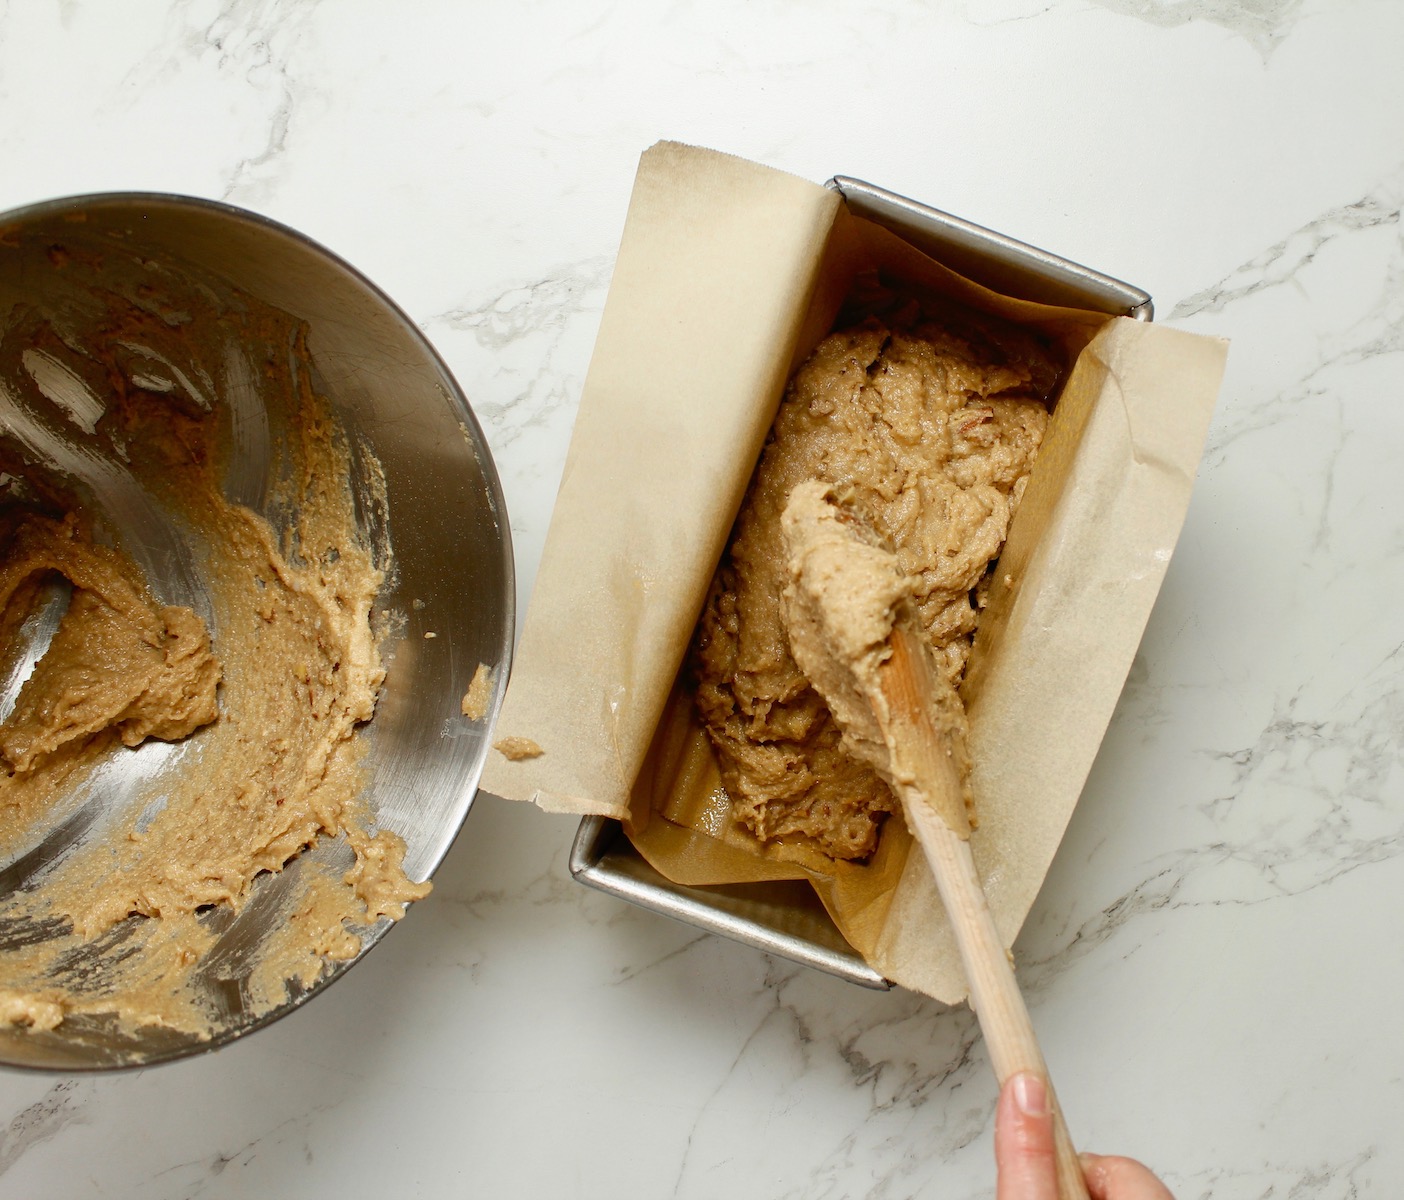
xmin=1 ymin=0 xmax=1401 ymax=1196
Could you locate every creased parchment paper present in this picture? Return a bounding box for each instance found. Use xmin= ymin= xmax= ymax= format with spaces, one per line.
xmin=482 ymin=142 xmax=1228 ymax=1002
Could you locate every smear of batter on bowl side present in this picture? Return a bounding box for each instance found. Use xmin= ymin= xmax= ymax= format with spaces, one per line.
xmin=0 ymin=288 xmax=428 ymax=1040
xmin=461 ymin=663 xmax=493 ymax=721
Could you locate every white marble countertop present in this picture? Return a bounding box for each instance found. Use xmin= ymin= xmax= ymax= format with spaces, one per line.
xmin=2 ymin=1 xmax=1401 ymax=1196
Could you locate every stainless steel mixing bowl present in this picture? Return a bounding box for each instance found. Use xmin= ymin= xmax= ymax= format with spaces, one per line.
xmin=0 ymin=194 xmax=513 ymax=1070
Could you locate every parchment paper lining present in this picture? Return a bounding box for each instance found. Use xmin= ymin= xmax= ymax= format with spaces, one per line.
xmin=482 ymin=142 xmax=1227 ymax=1002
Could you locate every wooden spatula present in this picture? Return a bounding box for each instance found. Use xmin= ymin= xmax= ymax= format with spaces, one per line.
xmin=781 ymin=481 xmax=1088 ymax=1200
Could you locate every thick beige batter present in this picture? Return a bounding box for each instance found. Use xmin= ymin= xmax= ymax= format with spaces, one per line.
xmin=0 ymin=512 xmax=220 ymax=776
xmin=494 ymin=735 xmax=543 ymax=761
xmin=692 ymin=308 xmax=1057 ymax=859
xmin=779 ymin=480 xmax=973 ymax=838
xmin=0 ymin=304 xmax=428 ymax=1038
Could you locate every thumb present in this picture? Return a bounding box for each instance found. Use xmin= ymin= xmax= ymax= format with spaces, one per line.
xmin=996 ymin=1072 xmax=1060 ymax=1200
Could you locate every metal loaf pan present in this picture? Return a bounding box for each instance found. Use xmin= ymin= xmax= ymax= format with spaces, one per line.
xmin=568 ymin=176 xmax=1153 ymax=990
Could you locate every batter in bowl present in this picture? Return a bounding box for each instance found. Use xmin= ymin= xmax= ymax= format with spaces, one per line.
xmin=0 ymin=285 xmax=427 ymax=1038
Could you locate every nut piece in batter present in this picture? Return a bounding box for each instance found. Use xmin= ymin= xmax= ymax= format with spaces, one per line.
xmin=692 ymin=309 xmax=1058 ymax=860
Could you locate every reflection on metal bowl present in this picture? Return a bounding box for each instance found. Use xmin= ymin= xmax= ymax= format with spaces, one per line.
xmin=0 ymin=195 xmax=513 ymax=1070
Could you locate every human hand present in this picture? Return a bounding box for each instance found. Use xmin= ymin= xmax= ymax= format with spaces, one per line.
xmin=995 ymin=1072 xmax=1175 ymax=1200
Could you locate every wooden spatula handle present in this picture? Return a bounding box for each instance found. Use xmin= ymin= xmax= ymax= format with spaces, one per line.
xmin=883 ymin=627 xmax=1088 ymax=1200
xmin=902 ymin=796 xmax=1088 ymax=1199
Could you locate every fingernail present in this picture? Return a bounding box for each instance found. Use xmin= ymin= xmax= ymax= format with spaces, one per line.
xmin=1012 ymin=1072 xmax=1048 ymax=1118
